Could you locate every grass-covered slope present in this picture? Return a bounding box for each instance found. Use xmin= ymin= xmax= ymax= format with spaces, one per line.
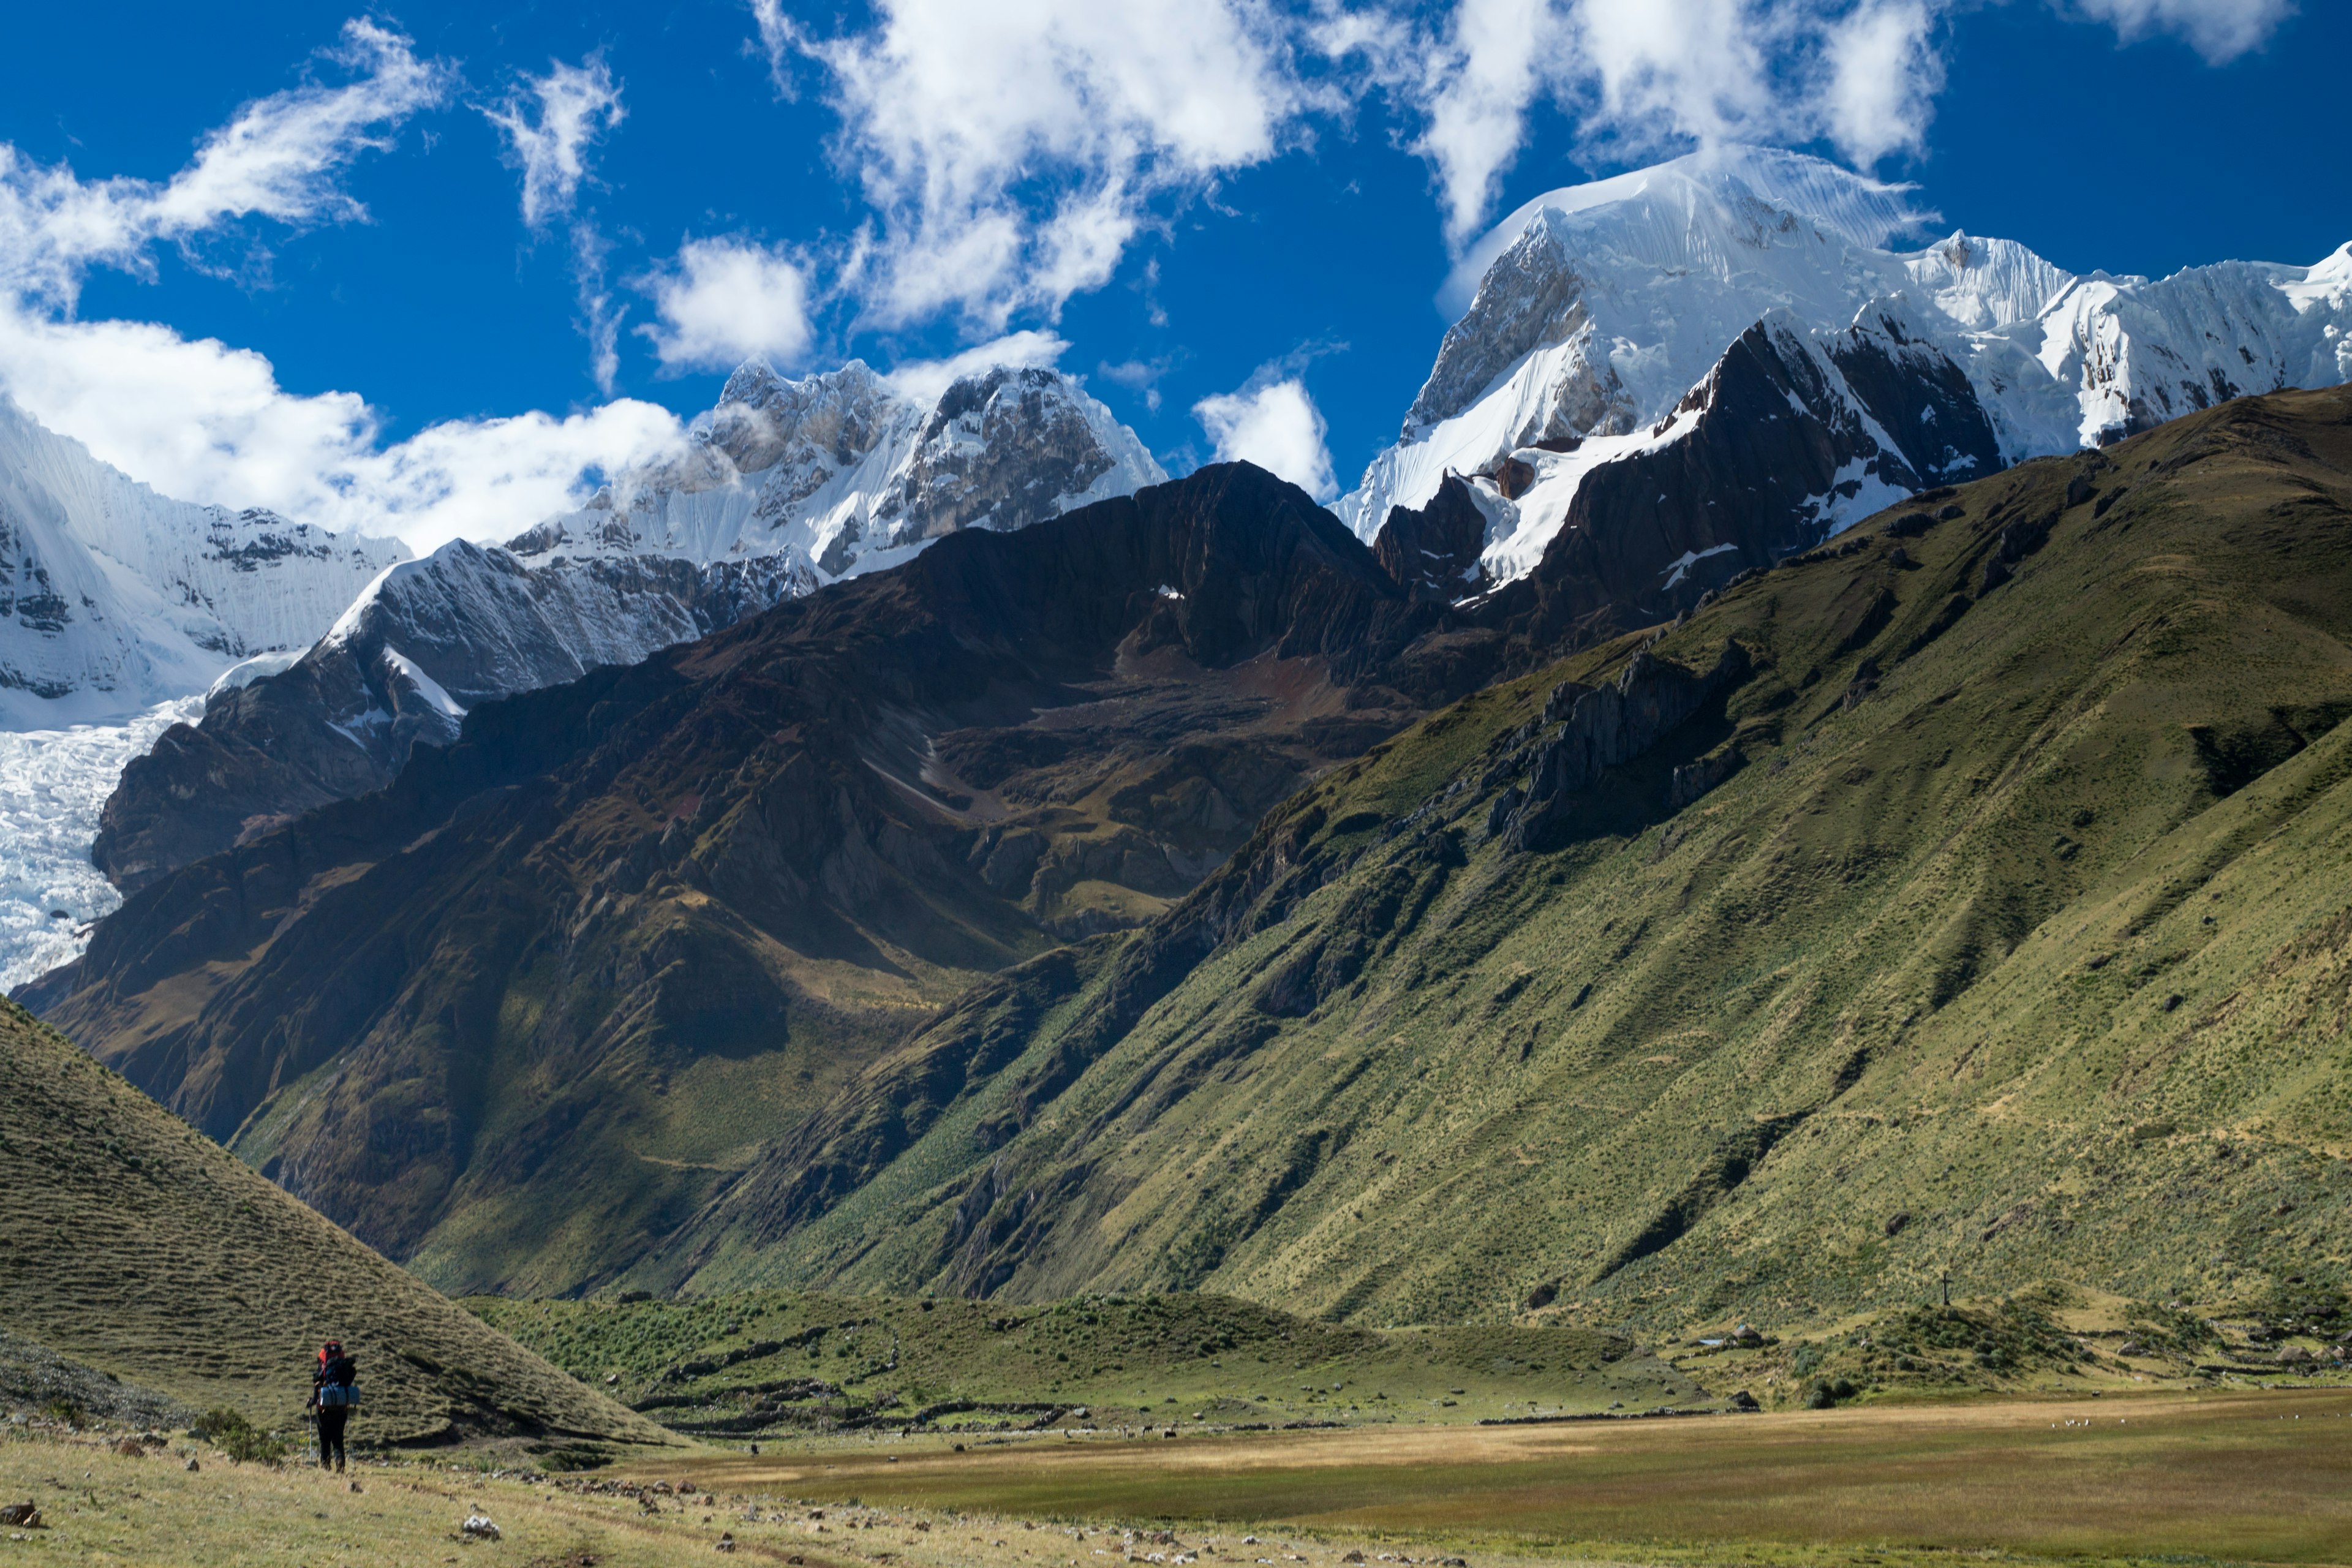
xmin=658 ymin=387 xmax=2352 ymax=1331
xmin=469 ymin=1289 xmax=1694 ymax=1437
xmin=0 ymin=998 xmax=671 ymax=1449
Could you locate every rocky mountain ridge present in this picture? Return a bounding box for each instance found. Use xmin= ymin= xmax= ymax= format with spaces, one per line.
xmin=29 ymin=463 xmax=1471 ymax=1295
xmin=90 ymin=360 xmax=1163 ymax=889
xmin=644 ymin=386 xmax=2352 ymax=1326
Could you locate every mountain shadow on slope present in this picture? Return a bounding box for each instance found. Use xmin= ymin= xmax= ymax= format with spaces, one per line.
xmin=91 ymin=360 xmax=1167 ymax=892
xmin=28 ymin=463 xmax=1506 ymax=1296
xmin=642 ymin=388 xmax=2352 ymax=1330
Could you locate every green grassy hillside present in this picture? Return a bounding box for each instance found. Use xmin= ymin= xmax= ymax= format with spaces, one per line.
xmin=654 ymin=387 xmax=2352 ymax=1336
xmin=0 ymin=998 xmax=673 ymax=1451
xmin=469 ymin=1288 xmax=1696 ymax=1437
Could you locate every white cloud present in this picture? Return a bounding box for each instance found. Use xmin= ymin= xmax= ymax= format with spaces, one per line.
xmin=747 ymin=0 xmax=799 ymax=97
xmin=0 ymin=20 xmax=448 ymax=310
xmin=0 ymin=309 xmax=684 ymax=552
xmin=483 ymin=57 xmax=630 ymax=393
xmin=2067 ymin=0 xmax=2294 ymax=62
xmin=1407 ymin=0 xmax=1562 ymax=247
xmin=483 ymin=56 xmax=625 ymax=228
xmin=637 ymin=237 xmax=814 ymax=374
xmin=0 ymin=22 xmax=679 ymax=553
xmin=1098 ymin=355 xmax=1175 ymax=413
xmin=1823 ymin=0 xmax=1943 ymax=165
xmin=886 ymin=330 xmax=1068 ymax=403
xmin=1367 ymin=0 xmax=2292 ymax=250
xmin=780 ymin=0 xmax=1316 ymax=330
xmin=1194 ymin=377 xmax=1336 ymax=500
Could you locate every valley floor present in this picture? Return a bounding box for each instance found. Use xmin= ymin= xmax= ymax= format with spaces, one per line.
xmin=9 ymin=1388 xmax=2350 ymax=1567
xmin=657 ymin=1386 xmax=2352 ymax=1565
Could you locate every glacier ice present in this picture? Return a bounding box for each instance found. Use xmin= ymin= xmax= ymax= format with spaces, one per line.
xmin=0 ymin=395 xmax=404 ymax=987
xmin=0 ymin=696 xmax=200 ymax=990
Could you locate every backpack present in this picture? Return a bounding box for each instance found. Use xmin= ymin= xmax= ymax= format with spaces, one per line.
xmin=317 ymin=1352 xmax=360 ymax=1409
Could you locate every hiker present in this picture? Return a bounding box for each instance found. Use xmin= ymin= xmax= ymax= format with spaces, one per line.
xmin=309 ymin=1340 xmax=359 ymax=1472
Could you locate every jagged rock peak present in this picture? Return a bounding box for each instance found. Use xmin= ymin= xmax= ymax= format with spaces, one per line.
xmin=510 ymin=356 xmax=1167 ymax=584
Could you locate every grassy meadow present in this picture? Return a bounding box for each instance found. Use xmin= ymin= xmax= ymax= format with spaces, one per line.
xmin=467 ymin=1289 xmax=1698 ymax=1438
xmin=9 ymin=1386 xmax=2351 ymax=1567
xmin=654 ymin=1386 xmax=2352 ymax=1565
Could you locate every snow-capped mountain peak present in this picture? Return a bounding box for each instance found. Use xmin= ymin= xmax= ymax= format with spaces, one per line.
xmin=0 ymin=393 xmax=406 ymax=728
xmin=86 ymin=353 xmax=1170 ymax=897
xmin=1346 ymin=146 xmax=2352 ymax=593
xmin=512 ymin=359 xmax=1166 ymax=581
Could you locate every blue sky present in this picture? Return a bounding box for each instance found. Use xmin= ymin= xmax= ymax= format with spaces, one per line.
xmin=0 ymin=0 xmax=2345 ymax=549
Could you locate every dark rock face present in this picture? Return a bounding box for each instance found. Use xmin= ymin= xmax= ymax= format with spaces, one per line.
xmin=1372 ymin=475 xmax=1490 ymax=601
xmin=1817 ymin=301 xmax=2004 ymax=487
xmin=92 ymin=545 xmax=814 ymax=892
xmin=1457 ymin=313 xmax=2005 ymax=659
xmin=1501 ymin=643 xmax=1752 ymax=850
xmin=1363 ymin=305 xmax=2007 ymax=648
xmin=31 ymin=464 xmax=1475 ymax=1292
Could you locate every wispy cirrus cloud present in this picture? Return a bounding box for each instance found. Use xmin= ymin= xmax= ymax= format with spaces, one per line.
xmin=1362 ymin=0 xmax=2293 ymax=249
xmin=2067 ymin=0 xmax=2294 ymax=62
xmin=483 ymin=55 xmax=625 ymax=230
xmin=483 ymin=55 xmax=630 ymax=391
xmin=0 ymin=19 xmax=450 ymax=308
xmin=767 ymin=0 xmax=2301 ymax=318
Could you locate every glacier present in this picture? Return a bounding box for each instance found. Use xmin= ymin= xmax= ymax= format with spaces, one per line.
xmin=0 ymin=394 xmax=407 ymax=726
xmin=0 ymin=697 xmax=202 ymax=990
xmin=0 ymin=396 xmax=405 ymax=984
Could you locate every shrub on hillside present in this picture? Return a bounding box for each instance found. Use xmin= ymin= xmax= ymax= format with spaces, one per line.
xmin=192 ymin=1406 xmax=287 ymax=1466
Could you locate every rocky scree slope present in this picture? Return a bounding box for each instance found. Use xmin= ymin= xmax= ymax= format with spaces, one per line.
xmin=0 ymin=997 xmax=667 ymax=1446
xmin=1346 ymin=145 xmax=2351 ymax=621
xmin=92 ymin=361 xmax=1160 ymax=891
xmin=646 ymin=388 xmax=2352 ymax=1330
xmin=29 ymin=464 xmax=1485 ymax=1298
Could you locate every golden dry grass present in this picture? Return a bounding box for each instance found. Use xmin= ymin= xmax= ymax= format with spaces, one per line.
xmin=658 ymin=1387 xmax=2352 ymax=1564
xmin=10 ymin=1390 xmax=2351 ymax=1567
